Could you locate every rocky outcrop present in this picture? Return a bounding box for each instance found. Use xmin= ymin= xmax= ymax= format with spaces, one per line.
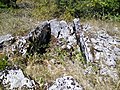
xmin=5 ymin=21 xmax=51 ymax=57
xmin=0 ymin=66 xmax=38 ymax=90
xmin=79 ymin=29 xmax=120 ymax=65
xmin=0 ymin=18 xmax=120 ymax=89
xmin=50 ymin=18 xmax=120 ymax=81
xmin=73 ymin=19 xmax=120 ymax=81
xmin=0 ymin=34 xmax=14 ymax=45
xmin=1 ymin=19 xmax=120 ymax=65
xmin=48 ymin=76 xmax=83 ymax=90
xmin=1 ymin=19 xmax=76 ymax=57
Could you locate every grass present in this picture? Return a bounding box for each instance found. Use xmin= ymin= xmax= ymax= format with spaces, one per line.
xmin=0 ymin=0 xmax=120 ymax=35
xmin=0 ymin=0 xmax=73 ymax=36
xmin=0 ymin=7 xmax=37 ymax=36
xmin=81 ymin=19 xmax=120 ymax=38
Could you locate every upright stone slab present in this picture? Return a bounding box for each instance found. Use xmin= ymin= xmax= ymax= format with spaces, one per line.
xmin=50 ymin=19 xmax=77 ymax=50
xmin=11 ymin=21 xmax=51 ymax=56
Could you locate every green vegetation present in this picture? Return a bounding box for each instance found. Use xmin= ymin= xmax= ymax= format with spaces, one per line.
xmin=0 ymin=0 xmax=119 ymax=21
xmin=0 ymin=0 xmax=119 ymax=35
xmin=56 ymin=0 xmax=120 ymax=21
xmin=0 ymin=54 xmax=8 ymax=70
xmin=31 ymin=0 xmax=120 ymax=21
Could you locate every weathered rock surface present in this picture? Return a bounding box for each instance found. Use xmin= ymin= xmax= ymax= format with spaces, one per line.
xmin=6 ymin=21 xmax=51 ymax=57
xmin=48 ymin=76 xmax=83 ymax=90
xmin=76 ymin=20 xmax=120 ymax=80
xmin=0 ymin=34 xmax=14 ymax=44
xmin=50 ymin=18 xmax=120 ymax=81
xmin=0 ymin=34 xmax=15 ymax=53
xmin=50 ymin=19 xmax=77 ymax=50
xmin=2 ymin=19 xmax=76 ymax=57
xmin=0 ymin=18 xmax=120 ymax=89
xmin=0 ymin=66 xmax=38 ymax=90
xmin=1 ymin=19 xmax=119 ymax=66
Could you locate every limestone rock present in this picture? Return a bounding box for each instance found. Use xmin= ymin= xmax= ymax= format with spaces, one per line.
xmin=99 ymin=66 xmax=119 ymax=81
xmin=10 ymin=21 xmax=51 ymax=56
xmin=0 ymin=66 xmax=38 ymax=90
xmin=72 ymin=18 xmax=120 ymax=81
xmin=50 ymin=19 xmax=77 ymax=50
xmin=50 ymin=19 xmax=61 ymax=38
xmin=1 ymin=18 xmax=120 ymax=84
xmin=0 ymin=34 xmax=14 ymax=45
xmin=48 ymin=76 xmax=83 ymax=90
xmin=0 ymin=34 xmax=14 ymax=53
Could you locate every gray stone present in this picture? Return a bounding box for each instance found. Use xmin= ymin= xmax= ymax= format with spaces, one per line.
xmin=99 ymin=66 xmax=118 ymax=81
xmin=50 ymin=19 xmax=77 ymax=50
xmin=0 ymin=34 xmax=14 ymax=53
xmin=48 ymin=76 xmax=83 ymax=90
xmin=59 ymin=20 xmax=70 ymax=39
xmin=50 ymin=19 xmax=61 ymax=38
xmin=0 ymin=34 xmax=14 ymax=45
xmin=0 ymin=66 xmax=38 ymax=90
xmin=73 ymin=18 xmax=81 ymax=32
xmin=50 ymin=19 xmax=70 ymax=39
xmin=10 ymin=21 xmax=51 ymax=56
xmin=72 ymin=19 xmax=120 ymax=81
xmin=1 ymin=18 xmax=120 ymax=83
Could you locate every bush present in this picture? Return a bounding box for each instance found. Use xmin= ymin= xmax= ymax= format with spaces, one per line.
xmin=55 ymin=0 xmax=120 ymax=20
